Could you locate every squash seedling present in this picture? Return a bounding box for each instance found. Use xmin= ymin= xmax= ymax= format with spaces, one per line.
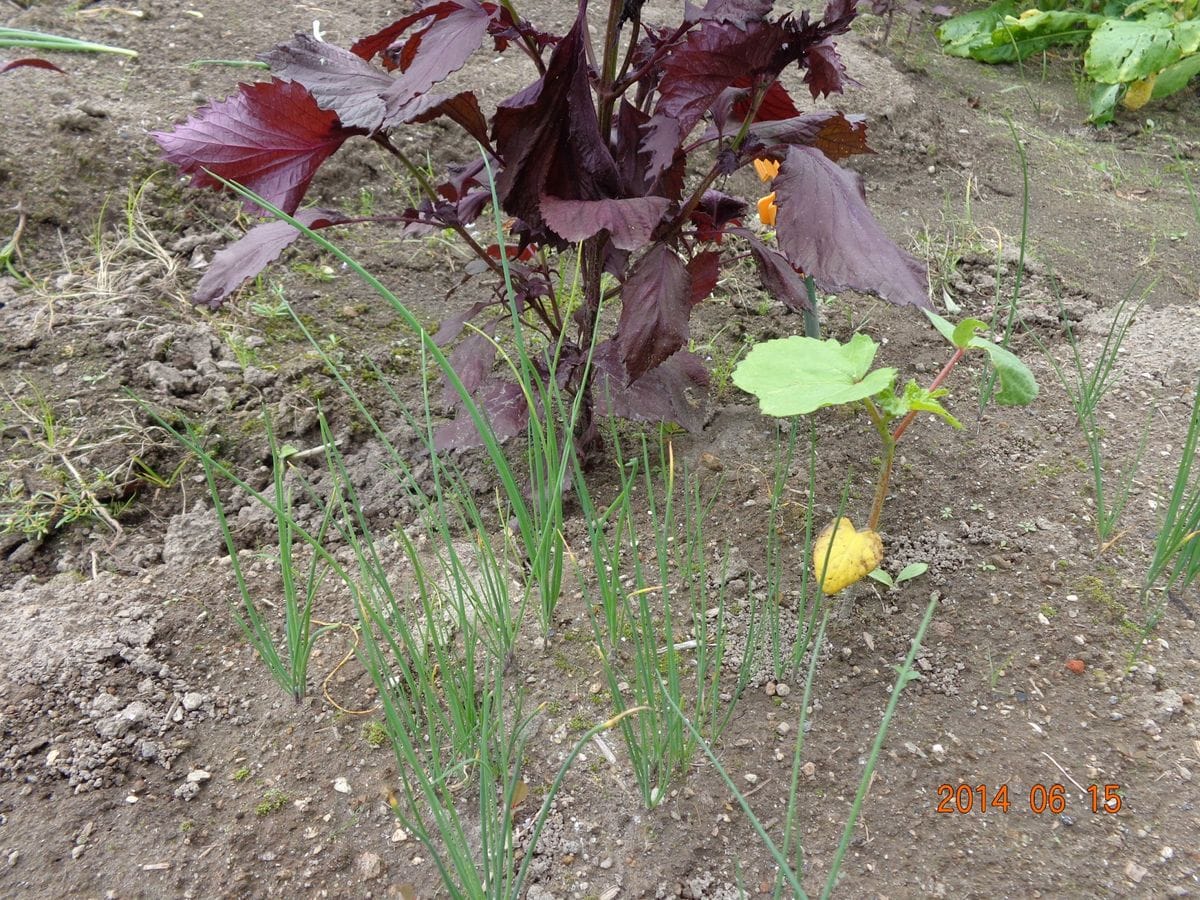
xmin=733 ymin=311 xmax=1038 ymax=594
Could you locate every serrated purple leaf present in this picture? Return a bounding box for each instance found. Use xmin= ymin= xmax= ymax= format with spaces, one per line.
xmin=261 ymin=35 xmax=402 ymax=132
xmin=691 ymin=190 xmax=747 ymax=242
xmin=433 ymin=299 xmax=491 ymax=345
xmin=540 ymin=196 xmax=670 ymax=251
xmin=193 ymin=209 xmax=349 ymax=309
xmin=594 ymin=343 xmax=708 ymax=431
xmin=773 ymin=145 xmax=928 ymax=308
xmin=350 ymin=1 xmax=466 ymax=62
xmin=152 ymin=78 xmax=360 ymax=215
xmin=745 ymin=110 xmax=871 ymax=161
xmin=642 ymin=19 xmax=783 ymax=178
xmin=614 ymin=99 xmax=651 ymax=193
xmin=616 ymin=244 xmax=692 ymax=383
xmin=689 ymin=251 xmax=721 ymax=305
xmin=493 ymin=10 xmax=620 ymax=239
xmin=265 ymin=4 xmax=489 ymax=131
xmin=399 ymin=91 xmax=490 ymax=148
xmin=804 ymin=40 xmax=851 ymax=98
xmin=822 ymin=0 xmax=859 ymax=28
xmin=734 ymin=229 xmax=812 ymax=311
xmin=442 ymin=318 xmax=499 ymax=404
xmin=434 ymin=377 xmax=529 ymax=450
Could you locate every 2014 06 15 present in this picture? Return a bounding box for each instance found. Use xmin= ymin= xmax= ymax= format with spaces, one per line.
xmin=934 ymin=783 xmax=1123 ymax=814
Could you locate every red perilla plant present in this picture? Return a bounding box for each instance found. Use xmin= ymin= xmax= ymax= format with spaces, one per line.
xmin=153 ymin=0 xmax=929 ymax=454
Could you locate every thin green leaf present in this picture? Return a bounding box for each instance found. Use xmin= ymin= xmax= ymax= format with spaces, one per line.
xmin=927 ymin=311 xmax=1038 ymax=406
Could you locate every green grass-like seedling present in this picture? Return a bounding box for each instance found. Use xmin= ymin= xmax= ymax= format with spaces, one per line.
xmin=255 ymin=789 xmax=288 ymax=817
xmin=0 ymin=27 xmax=137 ymax=58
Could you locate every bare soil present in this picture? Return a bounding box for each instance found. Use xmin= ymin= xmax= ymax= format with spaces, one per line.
xmin=2 ymin=2 xmax=1199 ymax=898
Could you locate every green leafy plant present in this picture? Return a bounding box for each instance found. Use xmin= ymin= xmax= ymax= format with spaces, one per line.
xmin=868 ymin=560 xmax=929 ymax=590
xmin=937 ymin=0 xmax=1200 ymax=123
xmin=733 ymin=313 xmax=1037 ymax=592
xmin=255 ymin=788 xmax=288 ymax=816
xmin=1028 ymin=285 xmax=1150 ymax=541
xmin=1140 ymin=378 xmax=1200 ymax=632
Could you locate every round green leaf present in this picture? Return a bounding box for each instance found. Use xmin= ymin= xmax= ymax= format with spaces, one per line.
xmin=732 ymin=333 xmax=897 ymax=418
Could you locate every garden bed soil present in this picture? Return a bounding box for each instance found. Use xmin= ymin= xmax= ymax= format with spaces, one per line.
xmin=2 ymin=1 xmax=1200 ymax=898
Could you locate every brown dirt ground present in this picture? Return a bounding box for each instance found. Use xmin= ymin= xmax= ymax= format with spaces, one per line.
xmin=2 ymin=1 xmax=1199 ymax=898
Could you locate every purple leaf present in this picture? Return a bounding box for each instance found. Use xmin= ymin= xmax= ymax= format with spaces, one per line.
xmin=773 ymin=146 xmax=928 ymax=308
xmin=434 ymin=377 xmax=529 ymax=450
xmin=264 ymin=4 xmax=490 ymax=131
xmin=399 ymin=91 xmax=491 ymax=148
xmin=804 ymin=39 xmax=851 ymax=98
xmin=594 ymin=343 xmax=708 ymax=432
xmin=540 ymin=196 xmax=670 ymax=251
xmin=614 ymin=100 xmax=651 ymax=193
xmin=486 ymin=5 xmax=561 ymax=55
xmin=727 ymin=76 xmax=799 ymax=124
xmin=350 ymin=2 xmax=467 ymax=62
xmin=745 ymin=110 xmax=871 ymax=161
xmin=442 ymin=318 xmax=499 ymax=403
xmin=261 ymin=35 xmax=401 ymax=132
xmin=437 ymin=158 xmax=486 ymax=201
xmin=689 ymin=251 xmax=721 ymax=305
xmin=642 ymin=19 xmax=783 ymax=177
xmin=493 ymin=10 xmax=620 ymax=239
xmin=735 ymin=229 xmax=812 ymax=312
xmin=433 ymin=300 xmax=492 ymax=345
xmin=691 ymin=190 xmax=747 ymax=241
xmin=616 ymin=244 xmax=693 ymax=383
xmin=1 ymin=58 xmax=66 ymax=75
xmin=193 ymin=209 xmax=349 ymax=309
xmin=822 ymin=0 xmax=859 ymax=28
xmin=152 ymin=78 xmax=360 ymax=215
xmin=351 ymin=0 xmax=491 ymax=84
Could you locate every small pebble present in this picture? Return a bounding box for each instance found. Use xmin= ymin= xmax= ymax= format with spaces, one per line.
xmin=355 ymin=851 xmax=383 ymax=879
xmin=333 ymin=777 xmax=351 ymax=794
xmin=744 ymin=773 xmax=758 ymax=784
xmin=1125 ymin=861 xmax=1148 ymax=883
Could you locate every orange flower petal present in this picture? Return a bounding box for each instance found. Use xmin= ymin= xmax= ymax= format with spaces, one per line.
xmin=753 ymin=158 xmax=780 ymax=182
xmin=757 ymin=192 xmax=776 ymax=227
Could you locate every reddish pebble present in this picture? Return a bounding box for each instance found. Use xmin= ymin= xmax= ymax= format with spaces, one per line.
xmin=1065 ymin=659 xmax=1086 ymax=675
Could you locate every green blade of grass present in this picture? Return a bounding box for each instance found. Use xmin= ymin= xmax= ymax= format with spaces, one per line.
xmin=0 ymin=27 xmax=137 ymax=58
